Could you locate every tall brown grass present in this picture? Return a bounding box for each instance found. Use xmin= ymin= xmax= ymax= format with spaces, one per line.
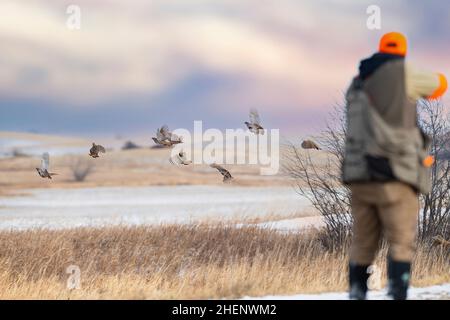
xmin=0 ymin=224 xmax=448 ymax=299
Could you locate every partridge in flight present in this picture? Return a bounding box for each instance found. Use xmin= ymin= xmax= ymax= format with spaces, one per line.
xmin=36 ymin=152 xmax=58 ymax=179
xmin=89 ymin=143 xmax=106 ymax=158
xmin=245 ymin=109 xmax=264 ymax=135
xmin=301 ymin=140 xmax=321 ymax=150
xmin=152 ymin=125 xmax=183 ymax=147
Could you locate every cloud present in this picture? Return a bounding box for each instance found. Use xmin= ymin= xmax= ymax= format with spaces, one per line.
xmin=0 ymin=0 xmax=449 ymax=133
xmin=0 ymin=1 xmax=384 ymax=106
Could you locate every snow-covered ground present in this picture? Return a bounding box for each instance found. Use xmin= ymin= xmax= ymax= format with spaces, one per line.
xmin=244 ymin=283 xmax=450 ymax=300
xmin=0 ymin=134 xmax=89 ymax=158
xmin=253 ymin=216 xmax=325 ymax=231
xmin=0 ymin=186 xmax=311 ymax=230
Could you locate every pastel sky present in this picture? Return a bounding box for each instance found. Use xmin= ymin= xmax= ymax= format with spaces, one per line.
xmin=1 ymin=0 xmax=449 ymax=137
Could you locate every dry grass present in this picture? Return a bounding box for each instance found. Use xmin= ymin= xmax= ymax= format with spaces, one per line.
xmin=0 ymin=224 xmax=448 ymax=299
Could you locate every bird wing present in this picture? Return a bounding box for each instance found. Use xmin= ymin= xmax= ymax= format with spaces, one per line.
xmin=41 ymin=152 xmax=49 ymax=170
xmin=249 ymin=109 xmax=261 ymax=126
xmin=210 ymin=163 xmax=232 ymax=179
xmin=156 ymin=126 xmax=167 ymax=141
xmin=96 ymin=145 xmax=106 ymax=153
xmin=223 ymin=172 xmax=233 ymax=182
xmin=170 ymin=133 xmax=182 ymax=142
xmin=159 ymin=125 xmax=172 ymax=140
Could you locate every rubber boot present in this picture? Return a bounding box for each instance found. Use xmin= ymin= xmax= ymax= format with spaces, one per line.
xmin=387 ymin=258 xmax=411 ymax=300
xmin=349 ymin=263 xmax=370 ymax=300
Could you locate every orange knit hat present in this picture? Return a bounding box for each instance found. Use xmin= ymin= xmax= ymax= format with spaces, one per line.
xmin=379 ymin=32 xmax=407 ymax=56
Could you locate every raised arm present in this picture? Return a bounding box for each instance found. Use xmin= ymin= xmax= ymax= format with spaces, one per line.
xmin=405 ymin=64 xmax=447 ymax=100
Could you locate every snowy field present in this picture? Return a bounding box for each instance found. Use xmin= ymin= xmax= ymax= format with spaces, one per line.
xmin=245 ymin=283 xmax=450 ymax=300
xmin=0 ymin=186 xmax=311 ymax=230
xmin=253 ymin=216 xmax=325 ymax=231
xmin=0 ymin=134 xmax=88 ymax=158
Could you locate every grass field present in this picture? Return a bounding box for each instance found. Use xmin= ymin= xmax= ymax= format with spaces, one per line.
xmin=1 ymin=132 xmax=448 ymax=299
xmin=0 ymin=224 xmax=448 ymax=299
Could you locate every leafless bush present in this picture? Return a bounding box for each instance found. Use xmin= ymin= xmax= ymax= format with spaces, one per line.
xmin=418 ymin=100 xmax=450 ymax=242
xmin=283 ymin=105 xmax=352 ymax=250
xmin=121 ymin=141 xmax=141 ymax=150
xmin=70 ymin=156 xmax=95 ymax=182
xmin=284 ymin=99 xmax=450 ymax=248
xmin=11 ymin=148 xmax=30 ymax=158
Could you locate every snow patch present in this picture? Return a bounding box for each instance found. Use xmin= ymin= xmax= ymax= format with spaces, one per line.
xmin=243 ymin=283 xmax=450 ymax=300
xmin=0 ymin=186 xmax=310 ymax=230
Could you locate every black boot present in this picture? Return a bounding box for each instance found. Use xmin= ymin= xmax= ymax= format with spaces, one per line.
xmin=387 ymin=258 xmax=411 ymax=300
xmin=349 ymin=263 xmax=370 ymax=300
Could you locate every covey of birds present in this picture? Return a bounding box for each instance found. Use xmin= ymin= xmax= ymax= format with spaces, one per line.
xmin=245 ymin=109 xmax=264 ymax=135
xmin=152 ymin=125 xmax=183 ymax=147
xmin=89 ymin=143 xmax=106 ymax=158
xmin=301 ymin=140 xmax=321 ymax=150
xmin=169 ymin=150 xmax=192 ymax=166
xmin=210 ymin=163 xmax=234 ymax=183
xmin=36 ymin=152 xmax=58 ymax=179
xmin=34 ymin=110 xmax=323 ymax=183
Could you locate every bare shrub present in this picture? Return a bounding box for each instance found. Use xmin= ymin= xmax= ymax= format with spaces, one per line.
xmin=121 ymin=141 xmax=141 ymax=150
xmin=70 ymin=156 xmax=94 ymax=182
xmin=418 ymin=100 xmax=450 ymax=242
xmin=283 ymin=105 xmax=352 ymax=250
xmin=284 ymin=99 xmax=450 ymax=248
xmin=11 ymin=148 xmax=30 ymax=158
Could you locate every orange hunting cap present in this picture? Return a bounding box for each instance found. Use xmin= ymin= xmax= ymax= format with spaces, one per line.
xmin=379 ymin=32 xmax=407 ymax=56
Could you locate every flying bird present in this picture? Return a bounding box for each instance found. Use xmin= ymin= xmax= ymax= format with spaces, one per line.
xmin=36 ymin=152 xmax=58 ymax=179
xmin=245 ymin=109 xmax=264 ymax=135
xmin=152 ymin=125 xmax=183 ymax=147
xmin=89 ymin=143 xmax=106 ymax=158
xmin=301 ymin=140 xmax=321 ymax=150
xmin=210 ymin=163 xmax=233 ymax=183
xmin=169 ymin=150 xmax=192 ymax=166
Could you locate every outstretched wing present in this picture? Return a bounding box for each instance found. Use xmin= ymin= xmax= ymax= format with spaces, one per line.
xmin=156 ymin=125 xmax=168 ymax=141
xmin=41 ymin=152 xmax=49 ymax=170
xmin=160 ymin=125 xmax=172 ymax=140
xmin=249 ymin=109 xmax=261 ymax=126
xmin=170 ymin=133 xmax=182 ymax=143
xmin=210 ymin=163 xmax=233 ymax=181
xmin=311 ymin=141 xmax=320 ymax=150
xmin=96 ymin=145 xmax=106 ymax=153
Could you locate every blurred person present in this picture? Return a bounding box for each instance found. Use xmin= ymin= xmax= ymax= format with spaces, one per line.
xmin=342 ymin=32 xmax=447 ymax=300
